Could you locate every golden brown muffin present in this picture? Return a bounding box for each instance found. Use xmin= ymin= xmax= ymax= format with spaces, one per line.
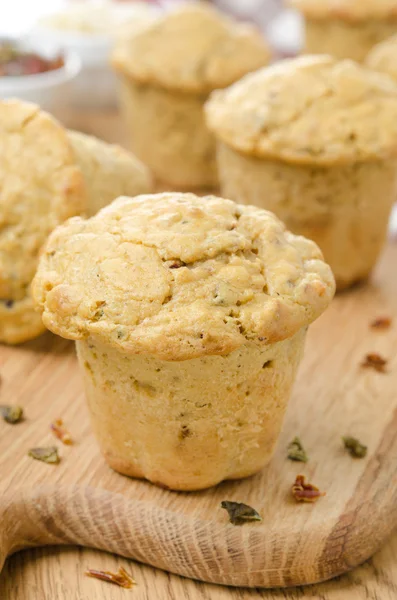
xmin=112 ymin=4 xmax=270 ymax=189
xmin=67 ymin=130 xmax=152 ymax=217
xmin=366 ymin=33 xmax=397 ymax=82
xmin=206 ymin=55 xmax=397 ymax=290
xmin=32 ymin=192 xmax=334 ymax=491
xmin=0 ymin=99 xmax=151 ymax=344
xmin=290 ymin=0 xmax=397 ymax=62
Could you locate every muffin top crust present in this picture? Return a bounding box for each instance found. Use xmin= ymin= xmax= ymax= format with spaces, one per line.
xmin=366 ymin=34 xmax=397 ymax=82
xmin=0 ymin=99 xmax=86 ymax=339
xmin=33 ymin=193 xmax=334 ymax=361
xmin=112 ymin=4 xmax=270 ymax=94
xmin=289 ymin=0 xmax=397 ymax=22
xmin=205 ymin=55 xmax=397 ymax=166
xmin=67 ymin=130 xmax=153 ymax=216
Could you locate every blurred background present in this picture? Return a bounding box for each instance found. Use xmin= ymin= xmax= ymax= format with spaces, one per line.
xmin=1 ymin=1 xmax=299 ymax=45
xmin=0 ymin=0 xmax=302 ymax=120
xmin=1 ymin=0 xmax=396 ymax=231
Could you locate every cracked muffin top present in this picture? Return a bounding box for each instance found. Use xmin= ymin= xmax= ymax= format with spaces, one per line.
xmin=366 ymin=34 xmax=397 ymax=82
xmin=112 ymin=4 xmax=270 ymax=94
xmin=0 ymin=100 xmax=86 ymax=339
xmin=289 ymin=0 xmax=397 ymax=22
xmin=205 ymin=55 xmax=397 ymax=166
xmin=0 ymin=100 xmax=85 ymax=302
xmin=32 ymin=193 xmax=335 ymax=361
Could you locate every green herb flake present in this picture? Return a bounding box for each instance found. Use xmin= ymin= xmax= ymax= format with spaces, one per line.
xmin=221 ymin=501 xmax=262 ymax=525
xmin=28 ymin=446 xmax=60 ymax=464
xmin=287 ymin=437 xmax=308 ymax=463
xmin=0 ymin=404 xmax=23 ymax=424
xmin=343 ymin=436 xmax=367 ymax=458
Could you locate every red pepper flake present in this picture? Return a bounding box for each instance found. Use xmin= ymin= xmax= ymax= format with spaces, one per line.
xmin=361 ymin=353 xmax=388 ymax=373
xmin=370 ymin=317 xmax=392 ymax=330
xmin=166 ymin=259 xmax=185 ymax=269
xmin=50 ymin=419 xmax=73 ymax=445
xmin=292 ymin=475 xmax=326 ymax=503
xmin=85 ymin=566 xmax=136 ymax=589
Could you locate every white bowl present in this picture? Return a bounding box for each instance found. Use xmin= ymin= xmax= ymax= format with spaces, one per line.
xmin=27 ymin=3 xmax=160 ymax=109
xmin=25 ymin=27 xmax=114 ymax=108
xmin=0 ymin=43 xmax=81 ymax=117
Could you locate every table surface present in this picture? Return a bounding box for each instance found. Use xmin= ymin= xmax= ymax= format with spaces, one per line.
xmin=1 ymin=536 xmax=397 ymax=600
xmin=0 ymin=108 xmax=396 ymax=600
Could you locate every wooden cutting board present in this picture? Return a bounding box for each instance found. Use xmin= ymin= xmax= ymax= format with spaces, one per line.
xmin=0 ymin=242 xmax=396 ymax=590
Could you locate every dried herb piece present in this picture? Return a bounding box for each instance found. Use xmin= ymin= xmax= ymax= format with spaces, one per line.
xmin=287 ymin=437 xmax=308 ymax=463
xmin=0 ymin=404 xmax=23 ymax=424
xmin=50 ymin=419 xmax=73 ymax=445
xmin=166 ymin=259 xmax=185 ymax=269
xmin=28 ymin=446 xmax=60 ymax=464
xmin=361 ymin=353 xmax=388 ymax=373
xmin=371 ymin=317 xmax=392 ymax=330
xmin=343 ymin=436 xmax=367 ymax=458
xmin=179 ymin=425 xmax=192 ymax=440
xmin=292 ymin=475 xmax=325 ymax=503
xmin=221 ymin=501 xmax=262 ymax=525
xmin=85 ymin=566 xmax=136 ymax=589
xmin=0 ymin=299 xmax=14 ymax=308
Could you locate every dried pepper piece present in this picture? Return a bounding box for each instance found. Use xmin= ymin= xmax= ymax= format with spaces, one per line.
xmin=287 ymin=437 xmax=308 ymax=463
xmin=85 ymin=566 xmax=136 ymax=589
xmin=221 ymin=501 xmax=262 ymax=525
xmin=370 ymin=317 xmax=392 ymax=330
xmin=343 ymin=436 xmax=367 ymax=458
xmin=0 ymin=404 xmax=23 ymax=424
xmin=361 ymin=353 xmax=388 ymax=373
xmin=50 ymin=419 xmax=73 ymax=445
xmin=292 ymin=475 xmax=325 ymax=503
xmin=165 ymin=259 xmax=185 ymax=269
xmin=28 ymin=446 xmax=60 ymax=464
xmin=1 ymin=299 xmax=14 ymax=308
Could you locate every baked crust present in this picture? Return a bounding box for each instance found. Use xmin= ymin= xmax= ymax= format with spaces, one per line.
xmin=67 ymin=130 xmax=152 ymax=215
xmin=0 ymin=100 xmax=152 ymax=344
xmin=32 ymin=192 xmax=335 ymax=361
xmin=205 ymin=55 xmax=397 ymax=166
xmin=289 ymin=0 xmax=397 ymax=22
xmin=0 ymin=100 xmax=87 ymax=343
xmin=112 ymin=3 xmax=270 ymax=94
xmin=366 ymin=34 xmax=397 ymax=81
xmin=78 ymin=330 xmax=306 ymax=490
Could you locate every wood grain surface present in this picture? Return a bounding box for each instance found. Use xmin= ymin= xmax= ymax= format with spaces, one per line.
xmin=2 ymin=539 xmax=397 ymax=600
xmin=0 ymin=110 xmax=396 ymax=599
xmin=0 ymin=240 xmax=396 ymax=592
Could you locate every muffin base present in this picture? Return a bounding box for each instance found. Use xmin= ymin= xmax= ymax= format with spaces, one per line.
xmin=118 ymin=77 xmax=218 ymax=189
xmin=77 ymin=330 xmax=306 ymax=491
xmin=304 ymin=18 xmax=397 ymax=62
xmin=217 ymin=143 xmax=397 ymax=291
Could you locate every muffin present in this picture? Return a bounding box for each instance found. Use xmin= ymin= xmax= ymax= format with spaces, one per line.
xmin=206 ymin=55 xmax=397 ymax=290
xmin=366 ymin=33 xmax=397 ymax=81
xmin=289 ymin=0 xmax=397 ymax=62
xmin=32 ymin=192 xmax=334 ymax=491
xmin=0 ymin=99 xmax=151 ymax=344
xmin=112 ymin=4 xmax=270 ymax=189
xmin=67 ymin=130 xmax=152 ymax=216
